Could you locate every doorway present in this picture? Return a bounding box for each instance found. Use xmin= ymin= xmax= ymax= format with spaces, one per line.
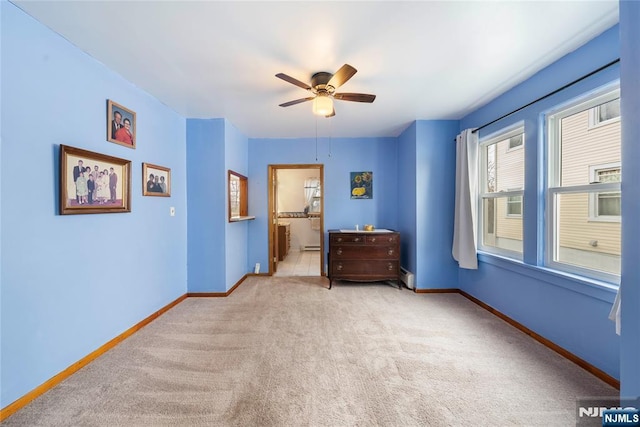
xmin=268 ymin=164 xmax=324 ymax=277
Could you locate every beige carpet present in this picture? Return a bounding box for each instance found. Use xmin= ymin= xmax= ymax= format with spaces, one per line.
xmin=2 ymin=276 xmax=617 ymax=426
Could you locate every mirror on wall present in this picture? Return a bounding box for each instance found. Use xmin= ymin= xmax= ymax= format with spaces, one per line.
xmin=228 ymin=170 xmax=253 ymax=222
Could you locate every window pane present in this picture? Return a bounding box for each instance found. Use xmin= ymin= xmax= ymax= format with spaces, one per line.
xmin=507 ymin=195 xmax=522 ymax=215
xmin=561 ymin=102 xmax=621 ymax=187
xmin=483 ymin=133 xmax=525 ymax=193
xmin=597 ymin=192 xmax=621 ymax=216
xmin=598 ymin=98 xmax=620 ymax=122
xmin=556 ymin=192 xmax=621 ymax=275
xmin=482 ymin=197 xmax=522 ymax=253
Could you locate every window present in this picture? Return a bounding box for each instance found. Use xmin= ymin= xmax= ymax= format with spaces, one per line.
xmin=507 ymin=194 xmax=523 ymax=216
xmin=547 ymin=87 xmax=621 ymax=281
xmin=508 ymin=134 xmax=523 ymax=150
xmin=479 ymin=126 xmax=524 ymax=257
xmin=589 ymin=163 xmax=621 ymax=221
xmin=589 ymin=97 xmax=620 ymax=127
xmin=228 ymin=170 xmax=254 ymax=222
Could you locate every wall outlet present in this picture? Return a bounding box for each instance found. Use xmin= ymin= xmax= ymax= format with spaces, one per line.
xmin=170 ymin=207 xmax=175 ymax=216
xmin=254 ymin=263 xmax=260 ymax=274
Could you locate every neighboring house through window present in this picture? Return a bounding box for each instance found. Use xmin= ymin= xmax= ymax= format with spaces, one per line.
xmin=546 ymin=86 xmax=621 ymax=282
xmin=478 ymin=126 xmax=525 ymax=258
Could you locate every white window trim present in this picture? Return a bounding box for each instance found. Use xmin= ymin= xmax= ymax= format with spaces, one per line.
xmin=588 ymin=162 xmax=621 ymax=222
xmin=478 ymin=124 xmax=524 ymax=259
xmin=546 ymin=85 xmax=621 ymax=284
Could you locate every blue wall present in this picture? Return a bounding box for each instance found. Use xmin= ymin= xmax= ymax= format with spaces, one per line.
xmin=1 ymin=2 xmax=188 ymax=407
xmin=248 ymin=137 xmax=399 ymax=271
xmin=398 ymin=121 xmax=460 ymax=289
xmin=415 ymin=121 xmax=459 ymax=288
xmin=186 ymin=119 xmax=226 ymax=292
xmin=224 ymin=121 xmax=249 ymax=288
xmin=458 ymin=26 xmax=621 ymax=379
xmin=619 ymin=0 xmax=640 ymax=399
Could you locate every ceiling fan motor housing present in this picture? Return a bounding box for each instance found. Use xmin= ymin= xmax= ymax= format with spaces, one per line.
xmin=311 ymin=72 xmax=334 ymax=94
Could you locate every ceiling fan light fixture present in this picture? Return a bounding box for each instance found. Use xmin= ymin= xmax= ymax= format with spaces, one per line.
xmin=312 ymin=93 xmax=333 ymax=116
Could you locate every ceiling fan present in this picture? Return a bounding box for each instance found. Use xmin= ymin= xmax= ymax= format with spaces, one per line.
xmin=276 ymin=64 xmax=376 ymax=117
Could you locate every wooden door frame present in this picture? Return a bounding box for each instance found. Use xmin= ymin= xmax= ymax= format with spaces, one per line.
xmin=268 ymin=164 xmax=325 ymax=276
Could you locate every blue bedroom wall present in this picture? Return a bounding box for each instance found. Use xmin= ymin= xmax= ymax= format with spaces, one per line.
xmin=397 ymin=121 xmax=460 ymax=289
xmin=247 ymin=137 xmax=398 ymax=272
xmin=397 ymin=124 xmax=417 ymax=279
xmin=458 ymin=25 xmax=621 ymax=379
xmin=0 ymin=2 xmax=188 ymax=408
xmin=415 ymin=121 xmax=459 ymax=289
xmin=186 ymin=119 xmax=226 ymax=293
xmin=224 ymin=120 xmax=249 ymax=289
xmin=619 ymin=0 xmax=640 ymax=399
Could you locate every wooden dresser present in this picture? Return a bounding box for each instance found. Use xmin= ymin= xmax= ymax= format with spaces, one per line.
xmin=328 ymin=230 xmax=401 ymax=289
xmin=278 ymin=223 xmax=291 ymax=261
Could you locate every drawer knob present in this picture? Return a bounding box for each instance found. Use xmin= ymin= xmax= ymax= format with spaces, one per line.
xmin=387 ymin=263 xmax=394 ymax=271
xmin=337 ymin=237 xmax=343 ymax=242
xmin=388 ymin=249 xmax=394 ymax=255
xmin=336 ymin=248 xmax=343 ymax=255
xmin=354 ymin=237 xmax=361 ymax=242
xmin=337 ymin=263 xmax=343 ymax=271
xmin=388 ymin=237 xmax=394 ymax=242
xmin=371 ymin=237 xmax=376 ymax=242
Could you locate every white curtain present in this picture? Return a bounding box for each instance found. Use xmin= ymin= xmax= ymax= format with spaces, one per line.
xmin=608 ymin=285 xmax=621 ymax=335
xmin=304 ymin=178 xmax=318 ymax=211
xmin=452 ymin=129 xmax=479 ymax=269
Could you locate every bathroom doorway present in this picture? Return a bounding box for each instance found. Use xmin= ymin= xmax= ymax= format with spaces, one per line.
xmin=268 ymin=164 xmax=324 ymax=277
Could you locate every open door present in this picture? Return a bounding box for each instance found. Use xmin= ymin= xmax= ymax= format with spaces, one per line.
xmin=268 ymin=165 xmax=279 ymax=274
xmin=268 ymin=164 xmax=324 ymax=277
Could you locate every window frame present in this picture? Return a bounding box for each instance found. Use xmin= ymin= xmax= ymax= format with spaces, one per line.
xmin=546 ymin=86 xmax=621 ymax=284
xmin=478 ymin=124 xmax=525 ymax=259
xmin=588 ymin=97 xmax=621 ymax=129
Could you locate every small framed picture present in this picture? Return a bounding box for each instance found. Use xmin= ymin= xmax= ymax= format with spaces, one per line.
xmin=142 ymin=163 xmax=171 ymax=197
xmin=350 ymin=171 xmax=373 ymax=199
xmin=107 ymin=99 xmax=136 ymax=149
xmin=60 ymin=145 xmax=131 ymax=215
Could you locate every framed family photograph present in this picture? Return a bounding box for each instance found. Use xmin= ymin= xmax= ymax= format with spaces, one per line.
xmin=60 ymin=145 xmax=131 ymax=215
xmin=143 ymin=163 xmax=171 ymax=197
xmin=107 ymin=99 xmax=136 ymax=149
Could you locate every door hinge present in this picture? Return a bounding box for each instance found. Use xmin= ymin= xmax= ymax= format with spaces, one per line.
xmin=273 ymin=257 xmax=277 ymax=262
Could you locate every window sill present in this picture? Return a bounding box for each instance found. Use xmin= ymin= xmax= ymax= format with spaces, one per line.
xmin=229 ymin=216 xmax=255 ymax=222
xmin=476 ymin=252 xmax=618 ymax=303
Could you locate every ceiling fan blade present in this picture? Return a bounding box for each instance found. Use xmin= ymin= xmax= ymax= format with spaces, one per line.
xmin=327 ymin=64 xmax=357 ymax=89
xmin=334 ymin=93 xmax=376 ymax=103
xmin=279 ymin=97 xmax=315 ymax=107
xmin=325 ymin=108 xmax=336 ymax=118
xmin=276 ymin=73 xmax=312 ymax=90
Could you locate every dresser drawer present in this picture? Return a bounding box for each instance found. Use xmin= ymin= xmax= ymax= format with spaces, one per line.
xmin=331 ymin=234 xmax=365 ymax=244
xmin=331 ymin=260 xmax=399 ymax=277
xmin=365 ymin=234 xmax=399 ymax=245
xmin=331 ymin=245 xmax=398 ymax=260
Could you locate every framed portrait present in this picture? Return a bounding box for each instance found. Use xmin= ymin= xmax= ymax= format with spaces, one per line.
xmin=142 ymin=163 xmax=171 ymax=197
xmin=107 ymin=99 xmax=136 ymax=149
xmin=60 ymin=145 xmax=131 ymax=215
xmin=350 ymin=171 xmax=373 ymax=199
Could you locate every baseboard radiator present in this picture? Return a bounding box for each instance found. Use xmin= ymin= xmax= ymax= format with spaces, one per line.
xmin=302 ymin=245 xmax=321 ymax=251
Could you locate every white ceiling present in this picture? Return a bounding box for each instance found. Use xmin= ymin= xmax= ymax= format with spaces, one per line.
xmin=13 ymin=1 xmax=618 ymax=138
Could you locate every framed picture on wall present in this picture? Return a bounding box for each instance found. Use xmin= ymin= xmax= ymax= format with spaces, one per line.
xmin=60 ymin=145 xmax=131 ymax=215
xmin=142 ymin=163 xmax=171 ymax=197
xmin=350 ymin=171 xmax=373 ymax=199
xmin=107 ymin=99 xmax=136 ymax=148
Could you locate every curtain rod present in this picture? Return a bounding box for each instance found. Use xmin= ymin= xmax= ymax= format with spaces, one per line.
xmin=456 ymin=58 xmax=620 ymax=139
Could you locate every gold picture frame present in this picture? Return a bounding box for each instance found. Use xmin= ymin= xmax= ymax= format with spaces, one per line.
xmin=142 ymin=163 xmax=171 ymax=197
xmin=60 ymin=145 xmax=131 ymax=215
xmin=107 ymin=99 xmax=136 ymax=149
